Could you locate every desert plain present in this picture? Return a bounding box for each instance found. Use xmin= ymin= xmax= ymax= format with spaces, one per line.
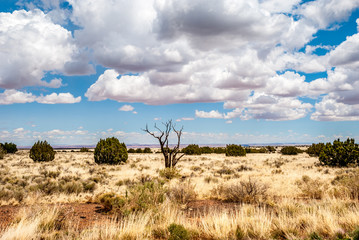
xmin=0 ymin=149 xmax=359 ymax=239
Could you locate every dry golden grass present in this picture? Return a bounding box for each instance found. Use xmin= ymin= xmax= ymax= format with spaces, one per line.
xmin=1 ymin=149 xmax=359 ymax=239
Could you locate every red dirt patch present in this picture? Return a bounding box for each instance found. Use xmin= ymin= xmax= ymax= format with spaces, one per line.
xmin=0 ymin=205 xmax=21 ymax=230
xmin=0 ymin=203 xmax=112 ymax=231
xmin=54 ymin=203 xmax=113 ymax=230
xmin=0 ymin=200 xmax=243 ymax=232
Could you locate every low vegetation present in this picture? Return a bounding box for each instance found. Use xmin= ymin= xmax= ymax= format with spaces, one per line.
xmin=211 ymin=178 xmax=268 ymax=203
xmin=29 ymin=140 xmax=56 ymax=162
xmin=266 ymin=145 xmax=276 ymax=153
xmin=94 ymin=137 xmax=128 ymax=164
xmin=128 ymin=147 xmax=152 ymax=154
xmin=96 ymin=179 xmax=167 ymax=215
xmin=245 ymin=147 xmax=267 ymax=153
xmin=1 ymin=142 xmax=359 ymax=239
xmin=181 ymin=144 xmax=201 ymax=155
xmin=79 ymin=147 xmax=90 ymax=152
xmin=225 ymin=144 xmax=246 ymax=156
xmin=280 ymin=146 xmax=303 ymax=155
xmin=319 ymin=138 xmax=359 ymax=167
xmin=307 ymin=142 xmax=325 ymax=156
xmin=0 ymin=145 xmax=5 ymax=159
xmin=0 ymin=142 xmax=17 ymax=154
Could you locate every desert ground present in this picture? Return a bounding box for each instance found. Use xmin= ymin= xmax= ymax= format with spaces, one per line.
xmin=0 ymin=149 xmax=359 ymax=239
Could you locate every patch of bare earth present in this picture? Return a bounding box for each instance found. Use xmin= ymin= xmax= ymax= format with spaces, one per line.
xmin=0 ymin=203 xmax=112 ymax=231
xmin=0 ymin=200 xmax=242 ymax=231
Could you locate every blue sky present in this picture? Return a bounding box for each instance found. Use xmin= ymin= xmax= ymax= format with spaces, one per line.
xmin=1 ymin=0 xmax=359 ymax=146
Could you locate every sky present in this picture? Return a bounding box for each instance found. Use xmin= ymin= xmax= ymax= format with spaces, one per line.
xmin=1 ymin=0 xmax=359 ymax=146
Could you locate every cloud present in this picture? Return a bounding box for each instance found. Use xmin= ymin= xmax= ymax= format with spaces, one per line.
xmin=0 ymin=10 xmax=79 ymax=89
xmin=195 ymin=110 xmax=224 ymax=119
xmin=78 ymin=0 xmax=344 ymax=121
xmin=16 ymin=0 xmax=72 ymax=24
xmin=265 ymin=71 xmax=308 ymax=97
xmin=0 ymin=90 xmax=36 ymax=104
xmin=85 ymin=69 xmax=247 ymax=105
xmin=43 ymin=129 xmax=88 ymax=136
xmin=297 ymin=0 xmax=359 ymax=29
xmin=327 ymin=32 xmax=359 ymax=68
xmin=227 ymin=93 xmax=313 ymax=121
xmin=260 ymin=0 xmax=302 ymax=13
xmin=36 ymin=93 xmax=81 ymax=104
xmin=311 ymin=95 xmax=359 ymax=121
xmin=197 ymin=92 xmax=313 ymax=121
xmin=3 ymin=0 xmax=359 ymax=121
xmin=307 ymin=18 xmax=359 ymax=121
xmin=119 ymin=105 xmax=135 ymax=111
xmin=14 ymin=128 xmax=25 ymax=134
xmin=0 ymin=90 xmax=81 ymax=105
xmin=176 ymin=117 xmax=194 ymax=122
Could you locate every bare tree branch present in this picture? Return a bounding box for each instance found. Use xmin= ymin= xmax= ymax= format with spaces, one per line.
xmin=143 ymin=120 xmax=184 ymax=168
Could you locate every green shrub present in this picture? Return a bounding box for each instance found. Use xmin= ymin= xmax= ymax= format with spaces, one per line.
xmin=1 ymin=142 xmax=17 ymax=154
xmin=200 ymin=146 xmax=213 ymax=154
xmin=245 ymin=147 xmax=267 ymax=154
xmin=143 ymin=147 xmax=152 ymax=153
xmin=135 ymin=148 xmax=143 ymax=153
xmin=94 ymin=137 xmax=128 ymax=164
xmin=29 ymin=140 xmax=56 ymax=162
xmin=128 ymin=148 xmax=136 ymax=153
xmin=96 ymin=192 xmax=126 ymax=211
xmin=266 ymin=146 xmax=276 ymax=153
xmin=168 ymin=223 xmax=189 ymax=240
xmin=213 ymin=147 xmax=226 ymax=154
xmin=306 ymin=143 xmax=325 ymax=156
xmin=128 ymin=180 xmax=167 ymax=212
xmin=182 ymin=144 xmax=201 ymax=155
xmin=280 ymin=146 xmax=302 ymax=155
xmin=0 ymin=145 xmax=5 ymax=159
xmin=98 ymin=180 xmax=167 ymax=214
xmin=226 ymin=144 xmax=246 ymax=157
xmin=79 ymin=147 xmax=89 ymax=152
xmin=319 ymin=138 xmax=359 ymax=167
xmin=352 ymin=227 xmax=359 ymax=240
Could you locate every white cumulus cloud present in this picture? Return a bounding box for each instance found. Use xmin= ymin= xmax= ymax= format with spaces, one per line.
xmin=195 ymin=110 xmax=224 ymax=119
xmin=0 ymin=10 xmax=78 ymax=89
xmin=119 ymin=105 xmax=135 ymax=112
xmin=0 ymin=90 xmax=36 ymax=104
xmin=3 ymin=0 xmax=359 ymax=121
xmin=0 ymin=90 xmax=81 ymax=105
xmin=36 ymin=93 xmax=81 ymax=104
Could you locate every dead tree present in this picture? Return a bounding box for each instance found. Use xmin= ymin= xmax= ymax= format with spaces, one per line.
xmin=143 ymin=120 xmax=185 ymax=168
